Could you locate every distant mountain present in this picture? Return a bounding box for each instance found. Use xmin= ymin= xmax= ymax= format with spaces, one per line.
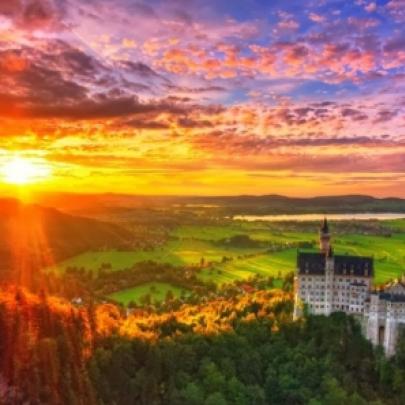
xmin=170 ymin=194 xmax=405 ymax=215
xmin=34 ymin=192 xmax=405 ymax=215
xmin=0 ymin=198 xmax=133 ymax=281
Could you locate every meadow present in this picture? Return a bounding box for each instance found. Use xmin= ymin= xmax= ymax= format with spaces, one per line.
xmin=49 ymin=239 xmax=265 ymax=272
xmin=197 ymin=249 xmax=297 ymax=284
xmin=50 ymin=219 xmax=405 ymax=304
xmin=108 ymin=282 xmax=188 ymax=305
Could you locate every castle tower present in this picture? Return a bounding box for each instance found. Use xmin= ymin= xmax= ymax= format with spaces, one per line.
xmin=319 ymin=217 xmax=331 ymax=253
xmin=324 ymin=244 xmax=334 ymax=315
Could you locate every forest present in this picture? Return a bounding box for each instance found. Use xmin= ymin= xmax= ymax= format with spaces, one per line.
xmin=1 ymin=286 xmax=405 ymax=405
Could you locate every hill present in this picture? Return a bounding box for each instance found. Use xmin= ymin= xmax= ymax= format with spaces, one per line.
xmin=168 ymin=194 xmax=405 ymax=214
xmin=34 ymin=193 xmax=405 ymax=215
xmin=0 ymin=199 xmax=133 ymax=282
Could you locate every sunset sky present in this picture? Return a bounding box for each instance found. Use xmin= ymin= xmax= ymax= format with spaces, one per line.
xmin=1 ymin=0 xmax=405 ymax=196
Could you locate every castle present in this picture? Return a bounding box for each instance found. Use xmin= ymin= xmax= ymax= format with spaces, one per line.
xmin=294 ymin=218 xmax=405 ymax=356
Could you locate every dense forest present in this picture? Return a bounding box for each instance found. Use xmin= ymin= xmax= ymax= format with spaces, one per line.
xmin=1 ymin=286 xmax=405 ymax=405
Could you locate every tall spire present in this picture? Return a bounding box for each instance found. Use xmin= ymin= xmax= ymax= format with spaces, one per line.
xmin=319 ymin=217 xmax=331 ymax=253
xmin=321 ymin=217 xmax=329 ymax=234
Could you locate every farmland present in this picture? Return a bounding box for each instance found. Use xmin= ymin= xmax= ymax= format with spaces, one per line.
xmin=49 ymin=238 xmax=266 ymax=273
xmin=48 ymin=219 xmax=405 ymax=305
xmin=198 ymin=249 xmax=297 ymax=284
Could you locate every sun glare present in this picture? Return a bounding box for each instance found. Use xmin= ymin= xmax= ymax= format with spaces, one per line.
xmin=2 ymin=157 xmax=51 ymax=185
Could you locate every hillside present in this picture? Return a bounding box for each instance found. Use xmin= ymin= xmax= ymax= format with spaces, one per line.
xmin=168 ymin=194 xmax=405 ymax=214
xmin=0 ymin=199 xmax=133 ymax=281
xmin=35 ymin=193 xmax=405 ymax=215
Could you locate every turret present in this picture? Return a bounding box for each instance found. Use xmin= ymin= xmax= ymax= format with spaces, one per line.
xmin=319 ymin=217 xmax=331 ymax=253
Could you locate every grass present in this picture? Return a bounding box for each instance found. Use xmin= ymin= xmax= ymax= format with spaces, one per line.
xmin=108 ymin=282 xmax=188 ymax=305
xmin=198 ymin=249 xmax=297 ymax=285
xmin=333 ymin=234 xmax=405 ymax=284
xmin=49 ymin=239 xmax=266 ymax=273
xmin=49 ymin=220 xmax=405 ymax=286
xmin=385 ymin=219 xmax=405 ymax=232
xmin=194 ymin=226 xmax=405 ymax=285
xmin=173 ymin=224 xmax=314 ymax=244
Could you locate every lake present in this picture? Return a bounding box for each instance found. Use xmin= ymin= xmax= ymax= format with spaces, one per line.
xmin=234 ymin=213 xmax=405 ymax=222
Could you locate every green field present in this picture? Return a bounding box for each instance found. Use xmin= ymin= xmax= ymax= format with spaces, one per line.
xmin=173 ymin=223 xmax=314 ymax=244
xmin=176 ymin=224 xmax=405 ymax=285
xmin=333 ymin=234 xmax=405 ymax=284
xmin=50 ymin=221 xmax=405 ymax=287
xmin=198 ymin=249 xmax=297 ymax=284
xmin=108 ymin=282 xmax=188 ymax=305
xmin=49 ymin=239 xmax=265 ymax=273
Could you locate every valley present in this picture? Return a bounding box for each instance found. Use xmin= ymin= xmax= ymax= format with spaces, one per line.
xmin=44 ymin=212 xmax=405 ymax=307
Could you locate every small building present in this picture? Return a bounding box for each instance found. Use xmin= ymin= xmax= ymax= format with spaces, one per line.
xmin=293 ymin=218 xmax=405 ymax=355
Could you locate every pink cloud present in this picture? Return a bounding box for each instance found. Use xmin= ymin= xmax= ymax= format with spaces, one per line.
xmin=308 ymin=12 xmax=325 ymax=23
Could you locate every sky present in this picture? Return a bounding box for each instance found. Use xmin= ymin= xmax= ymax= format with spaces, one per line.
xmin=0 ymin=0 xmax=405 ymax=197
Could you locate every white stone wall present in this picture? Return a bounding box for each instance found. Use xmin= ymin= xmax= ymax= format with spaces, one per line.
xmin=365 ymin=294 xmax=384 ymax=346
xmin=364 ymin=294 xmax=405 ymax=356
xmin=324 ymin=258 xmax=334 ymax=315
xmin=296 ymin=274 xmax=330 ymax=315
xmin=296 ymin=271 xmax=372 ymax=317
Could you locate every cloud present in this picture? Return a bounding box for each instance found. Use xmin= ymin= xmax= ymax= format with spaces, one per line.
xmin=386 ymin=0 xmax=405 ymax=22
xmin=308 ymin=12 xmax=325 ymax=23
xmin=177 ymin=117 xmax=213 ymax=128
xmin=341 ymin=108 xmax=368 ymax=121
xmin=123 ymin=118 xmax=171 ymax=129
xmin=364 ymin=2 xmax=377 ymax=13
xmin=373 ymin=109 xmax=398 ymax=123
xmin=0 ymin=0 xmax=65 ymax=30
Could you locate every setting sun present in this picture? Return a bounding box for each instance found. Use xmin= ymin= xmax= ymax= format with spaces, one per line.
xmin=2 ymin=157 xmax=51 ymax=185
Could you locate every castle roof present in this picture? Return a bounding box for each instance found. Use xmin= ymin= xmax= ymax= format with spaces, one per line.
xmin=297 ymin=251 xmax=373 ymax=277
xmin=334 ymin=255 xmax=373 ymax=276
xmin=297 ymin=252 xmax=326 ymax=275
xmin=378 ymin=292 xmax=405 ymax=303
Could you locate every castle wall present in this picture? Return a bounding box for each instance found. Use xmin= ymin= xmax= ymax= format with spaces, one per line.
xmin=296 ymin=273 xmax=331 ymax=316
xmin=365 ymin=294 xmax=385 ymax=346
xmin=296 ymin=270 xmax=372 ymax=317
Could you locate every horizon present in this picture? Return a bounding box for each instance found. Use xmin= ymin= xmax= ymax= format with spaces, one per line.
xmin=2 ymin=190 xmax=405 ymax=202
xmin=0 ymin=0 xmax=405 ymax=197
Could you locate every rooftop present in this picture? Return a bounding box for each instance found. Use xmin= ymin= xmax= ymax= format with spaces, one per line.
xmin=297 ymin=251 xmax=373 ymax=277
xmin=379 ymin=292 xmax=405 ymax=303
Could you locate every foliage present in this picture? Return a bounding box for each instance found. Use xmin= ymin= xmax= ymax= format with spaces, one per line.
xmin=0 ymin=287 xmax=96 ymax=405
xmin=89 ymin=308 xmax=405 ymax=405
xmin=3 ymin=286 xmax=405 ymax=404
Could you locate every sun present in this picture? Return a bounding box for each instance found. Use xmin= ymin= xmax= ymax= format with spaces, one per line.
xmin=2 ymin=157 xmax=51 ymax=185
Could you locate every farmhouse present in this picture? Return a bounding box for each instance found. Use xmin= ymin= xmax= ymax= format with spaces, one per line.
xmin=294 ymin=218 xmax=405 ymax=355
